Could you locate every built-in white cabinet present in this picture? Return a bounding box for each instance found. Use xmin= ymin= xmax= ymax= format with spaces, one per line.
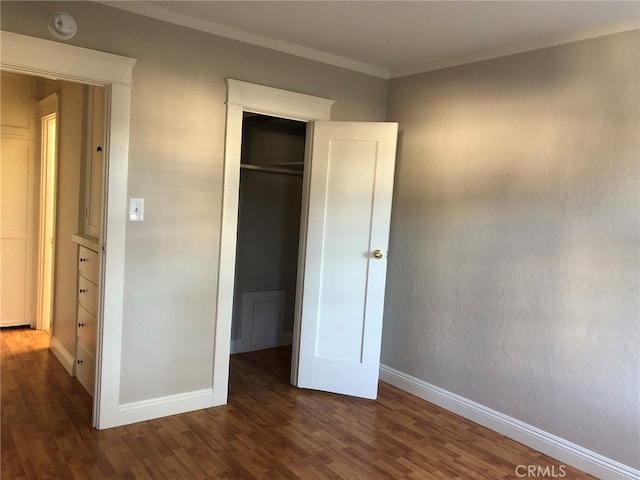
xmin=82 ymin=86 xmax=105 ymax=240
xmin=68 ymin=86 xmax=105 ymax=396
xmin=72 ymin=234 xmax=99 ymax=397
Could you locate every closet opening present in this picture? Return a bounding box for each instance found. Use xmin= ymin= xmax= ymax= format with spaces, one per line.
xmin=229 ymin=112 xmax=307 ymax=390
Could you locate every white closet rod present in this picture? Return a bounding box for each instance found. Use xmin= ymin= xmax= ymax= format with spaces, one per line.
xmin=240 ymin=163 xmax=303 ymax=177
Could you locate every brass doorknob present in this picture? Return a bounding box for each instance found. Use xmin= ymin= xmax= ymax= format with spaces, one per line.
xmin=373 ymin=249 xmax=384 ymax=259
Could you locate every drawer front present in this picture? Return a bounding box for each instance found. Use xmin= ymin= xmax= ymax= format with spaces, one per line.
xmin=78 ymin=275 xmax=98 ymax=315
xmin=76 ymin=342 xmax=96 ymax=397
xmin=78 ymin=246 xmax=99 ymax=284
xmin=77 ymin=305 xmax=97 ymax=353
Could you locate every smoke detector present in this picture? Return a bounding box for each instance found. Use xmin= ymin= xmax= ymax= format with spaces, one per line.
xmin=48 ymin=11 xmax=78 ymax=40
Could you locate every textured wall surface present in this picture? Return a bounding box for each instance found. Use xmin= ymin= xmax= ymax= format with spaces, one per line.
xmin=383 ymin=30 xmax=639 ymax=467
xmin=1 ymin=1 xmax=387 ymax=403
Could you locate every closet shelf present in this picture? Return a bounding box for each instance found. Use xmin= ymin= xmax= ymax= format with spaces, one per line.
xmin=266 ymin=162 xmax=304 ymax=168
xmin=240 ymin=163 xmax=303 ymax=177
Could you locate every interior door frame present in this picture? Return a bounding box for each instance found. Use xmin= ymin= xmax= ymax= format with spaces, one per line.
xmin=212 ymin=79 xmax=334 ymax=405
xmin=0 ymin=31 xmax=136 ymax=429
xmin=36 ymin=93 xmax=60 ymax=334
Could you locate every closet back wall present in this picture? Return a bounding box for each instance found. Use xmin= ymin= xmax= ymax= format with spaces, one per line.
xmin=232 ymin=117 xmax=306 ymax=344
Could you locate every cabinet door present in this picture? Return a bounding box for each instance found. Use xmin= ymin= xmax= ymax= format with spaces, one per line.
xmin=77 ymin=304 xmax=97 ymax=352
xmin=78 ymin=275 xmax=98 ymax=316
xmin=84 ymin=86 xmax=105 ymax=239
xmin=76 ymin=342 xmax=96 ymax=397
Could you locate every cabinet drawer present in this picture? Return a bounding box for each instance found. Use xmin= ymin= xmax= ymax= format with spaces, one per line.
xmin=77 ymin=305 xmax=97 ymax=353
xmin=76 ymin=342 xmax=95 ymax=397
xmin=78 ymin=275 xmax=98 ymax=315
xmin=78 ymin=246 xmax=99 ymax=284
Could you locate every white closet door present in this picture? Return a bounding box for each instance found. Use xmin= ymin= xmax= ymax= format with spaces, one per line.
xmin=293 ymin=121 xmax=397 ymax=399
xmin=1 ymin=73 xmax=37 ymax=328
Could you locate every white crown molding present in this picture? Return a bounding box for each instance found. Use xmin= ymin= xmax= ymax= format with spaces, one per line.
xmin=380 ymin=364 xmax=640 ymax=480
xmin=391 ymin=17 xmax=640 ymax=78
xmin=97 ymin=1 xmax=389 ymax=79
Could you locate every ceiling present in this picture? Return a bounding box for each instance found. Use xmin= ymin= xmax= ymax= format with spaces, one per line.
xmin=104 ymin=1 xmax=640 ymax=78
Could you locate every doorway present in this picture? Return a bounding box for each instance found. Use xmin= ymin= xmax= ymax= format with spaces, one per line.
xmin=1 ymin=30 xmax=136 ymax=429
xmin=216 ymin=80 xmax=398 ymax=404
xmin=212 ymin=79 xmax=333 ymax=405
xmin=0 ymin=70 xmax=105 ymax=407
xmin=229 ymin=113 xmax=307 ymax=388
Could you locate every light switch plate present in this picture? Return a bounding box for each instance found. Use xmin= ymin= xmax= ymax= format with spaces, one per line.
xmin=129 ymin=198 xmax=144 ymax=221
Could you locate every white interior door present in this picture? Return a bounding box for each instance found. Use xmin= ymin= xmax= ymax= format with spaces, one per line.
xmin=292 ymin=121 xmax=397 ymax=399
xmin=36 ymin=93 xmax=59 ymax=333
xmin=1 ymin=72 xmax=37 ymax=328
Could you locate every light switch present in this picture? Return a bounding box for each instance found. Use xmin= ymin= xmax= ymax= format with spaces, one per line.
xmin=129 ymin=198 xmax=144 ymax=221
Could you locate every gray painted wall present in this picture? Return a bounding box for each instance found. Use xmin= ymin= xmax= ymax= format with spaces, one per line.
xmin=0 ymin=1 xmax=387 ymax=403
xmin=383 ymin=30 xmax=639 ymax=467
xmin=3 ymin=1 xmax=637 ymax=469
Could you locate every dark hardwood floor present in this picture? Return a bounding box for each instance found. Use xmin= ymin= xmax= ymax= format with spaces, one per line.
xmin=1 ymin=328 xmax=592 ymax=479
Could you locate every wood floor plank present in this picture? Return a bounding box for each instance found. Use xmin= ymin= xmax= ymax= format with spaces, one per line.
xmin=1 ymin=328 xmax=594 ymax=479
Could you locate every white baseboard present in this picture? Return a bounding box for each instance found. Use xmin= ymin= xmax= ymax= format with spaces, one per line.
xmin=49 ymin=336 xmax=75 ymax=376
xmin=117 ymin=388 xmax=215 ymax=426
xmin=379 ymin=364 xmax=639 ymax=480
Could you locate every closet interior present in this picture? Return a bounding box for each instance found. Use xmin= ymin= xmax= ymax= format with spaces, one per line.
xmin=230 ymin=113 xmax=307 ymax=378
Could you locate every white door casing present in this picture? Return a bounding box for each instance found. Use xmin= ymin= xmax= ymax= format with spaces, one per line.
xmin=36 ymin=93 xmax=60 ymax=334
xmin=0 ymin=31 xmax=136 ymax=429
xmin=214 ymin=79 xmax=334 ymax=405
xmin=293 ymin=121 xmax=398 ymax=399
xmin=216 ymin=80 xmax=397 ymax=402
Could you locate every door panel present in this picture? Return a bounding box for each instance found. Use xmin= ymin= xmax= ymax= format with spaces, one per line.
xmin=294 ymin=121 xmax=398 ymax=399
xmin=85 ymin=86 xmax=105 ymax=239
xmin=1 ymin=139 xmax=36 ymax=327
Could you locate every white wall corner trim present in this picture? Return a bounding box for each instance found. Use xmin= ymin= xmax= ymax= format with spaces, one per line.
xmin=117 ymin=389 xmax=215 ymax=426
xmin=49 ymin=337 xmax=75 ymax=376
xmin=379 ymin=364 xmax=640 ymax=480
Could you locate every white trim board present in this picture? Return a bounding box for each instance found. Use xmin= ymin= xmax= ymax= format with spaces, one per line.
xmin=379 ymin=364 xmax=639 ymax=480
xmin=118 ymin=389 xmax=214 ymax=426
xmin=49 ymin=337 xmax=75 ymax=377
xmin=1 ymin=30 xmax=136 ymax=430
